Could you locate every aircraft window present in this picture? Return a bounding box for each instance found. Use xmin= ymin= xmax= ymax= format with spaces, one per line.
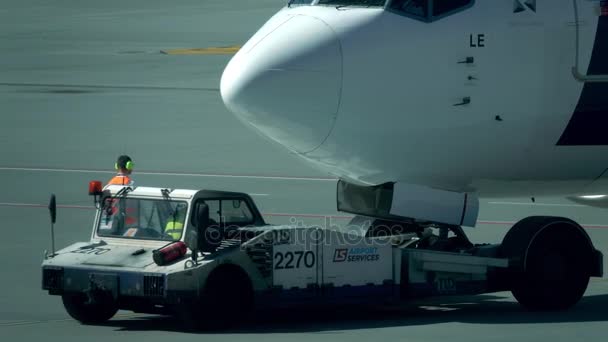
xmin=317 ymin=0 xmax=386 ymax=6
xmin=388 ymin=0 xmax=474 ymax=21
xmin=288 ymin=0 xmax=313 ymax=5
xmin=433 ymin=0 xmax=473 ymax=16
xmin=389 ymin=0 xmax=429 ymax=19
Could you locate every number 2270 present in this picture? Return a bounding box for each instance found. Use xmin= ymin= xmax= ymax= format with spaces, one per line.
xmin=274 ymin=251 xmax=315 ymax=269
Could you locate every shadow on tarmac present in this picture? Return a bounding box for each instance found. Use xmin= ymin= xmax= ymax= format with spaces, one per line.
xmin=99 ymin=293 xmax=608 ymax=334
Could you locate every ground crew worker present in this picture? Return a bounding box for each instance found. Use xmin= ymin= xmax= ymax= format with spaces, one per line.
xmin=107 ymin=155 xmax=134 ymax=187
xmin=165 ymin=204 xmax=187 ymax=240
xmin=103 ymin=155 xmax=137 ymax=235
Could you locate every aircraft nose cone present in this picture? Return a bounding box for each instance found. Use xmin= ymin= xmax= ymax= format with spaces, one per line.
xmin=221 ymin=15 xmax=342 ymax=154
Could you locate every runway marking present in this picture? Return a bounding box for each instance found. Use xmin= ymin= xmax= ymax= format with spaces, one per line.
xmin=0 ymin=202 xmax=347 ymax=219
xmin=477 ymin=220 xmax=517 ymax=226
xmin=161 ymin=45 xmax=241 ymax=55
xmin=263 ymin=212 xmax=353 ymax=220
xmin=489 ymin=201 xmax=585 ymax=208
xmin=0 ymin=82 xmax=218 ymax=92
xmin=0 ymin=319 xmax=74 ymax=327
xmin=0 ymin=166 xmax=336 ymax=182
xmin=1 ymin=202 xmax=607 ymax=229
xmin=0 ymin=202 xmax=92 ymax=210
xmin=0 ymin=313 xmax=142 ymax=327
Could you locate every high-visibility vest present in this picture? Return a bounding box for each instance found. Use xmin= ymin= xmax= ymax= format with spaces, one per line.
xmin=165 ymin=221 xmax=184 ymax=240
xmin=103 ymin=176 xmax=136 ymax=231
xmin=107 ymin=174 xmax=133 ymax=187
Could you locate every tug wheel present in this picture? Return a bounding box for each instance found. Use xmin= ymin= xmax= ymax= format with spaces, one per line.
xmin=62 ymin=293 xmax=118 ymax=324
xmin=177 ymin=264 xmax=253 ymax=330
xmin=501 ymin=217 xmax=592 ymax=310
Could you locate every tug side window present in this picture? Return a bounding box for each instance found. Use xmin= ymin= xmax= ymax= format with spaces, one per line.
xmin=193 ymin=199 xmax=254 ymax=228
xmin=389 ymin=0 xmax=474 ymax=22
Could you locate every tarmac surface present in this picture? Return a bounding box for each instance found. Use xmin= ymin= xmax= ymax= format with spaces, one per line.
xmin=1 ymin=1 xmax=608 ymax=341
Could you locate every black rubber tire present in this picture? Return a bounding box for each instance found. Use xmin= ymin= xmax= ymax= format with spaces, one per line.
xmin=510 ymin=223 xmax=591 ymax=311
xmin=62 ymin=293 xmax=118 ymax=324
xmin=177 ymin=265 xmax=253 ymax=330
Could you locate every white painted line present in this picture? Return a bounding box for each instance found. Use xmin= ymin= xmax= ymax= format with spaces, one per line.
xmin=0 ymin=167 xmax=336 ymax=182
xmin=488 ymin=201 xmax=585 ymax=208
xmin=0 ymin=202 xmax=353 ymax=220
xmin=0 ymin=202 xmax=92 ymax=210
xmin=0 ymin=167 xmax=112 ymax=174
xmin=477 ymin=220 xmax=516 ymax=226
xmin=263 ymin=212 xmax=353 ymax=220
xmin=0 ymin=319 xmax=73 ymax=327
xmin=137 ymin=171 xmax=335 ymax=181
xmin=0 ymin=313 xmax=142 ymax=327
xmin=0 ymin=82 xmax=218 ymax=92
xmin=249 ymin=193 xmax=270 ymax=197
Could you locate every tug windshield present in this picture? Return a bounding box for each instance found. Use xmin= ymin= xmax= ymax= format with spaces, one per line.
xmin=97 ymin=197 xmax=188 ymax=241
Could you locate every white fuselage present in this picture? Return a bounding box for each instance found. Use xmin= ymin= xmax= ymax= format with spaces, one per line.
xmin=221 ymin=0 xmax=608 ymax=197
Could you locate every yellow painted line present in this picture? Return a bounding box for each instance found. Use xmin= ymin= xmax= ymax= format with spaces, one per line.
xmin=161 ymin=45 xmax=241 ymax=55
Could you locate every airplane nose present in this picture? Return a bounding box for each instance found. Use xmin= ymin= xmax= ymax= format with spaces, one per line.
xmin=221 ymin=15 xmax=342 ymax=154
